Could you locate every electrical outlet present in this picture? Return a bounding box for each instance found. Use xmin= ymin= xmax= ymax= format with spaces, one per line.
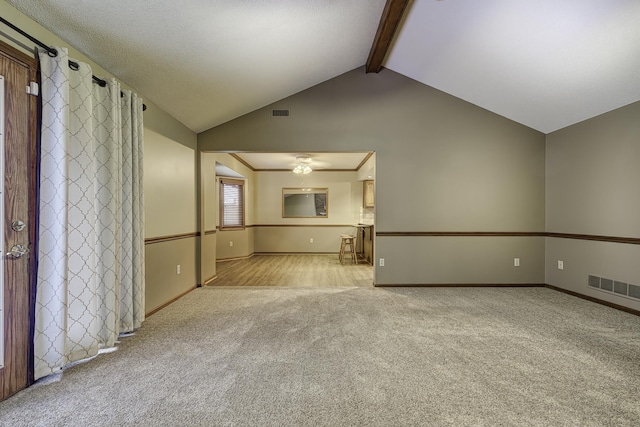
xmin=514 ymin=258 xmax=520 ymax=267
xmin=557 ymin=260 xmax=564 ymax=270
xmin=379 ymin=258 xmax=385 ymax=267
xmin=176 ymin=264 xmax=181 ymax=275
xmin=309 ymin=238 xmax=313 ymax=243
xmin=229 ymin=241 xmax=233 ymax=247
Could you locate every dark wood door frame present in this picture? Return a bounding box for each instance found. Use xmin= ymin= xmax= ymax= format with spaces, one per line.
xmin=0 ymin=39 xmax=39 ymax=400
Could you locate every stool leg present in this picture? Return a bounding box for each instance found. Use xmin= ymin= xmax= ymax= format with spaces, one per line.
xmin=339 ymin=239 xmax=345 ymax=264
xmin=350 ymin=238 xmax=357 ymax=264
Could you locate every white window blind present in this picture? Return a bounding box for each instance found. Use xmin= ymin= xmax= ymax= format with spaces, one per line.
xmin=220 ymin=178 xmax=245 ymax=229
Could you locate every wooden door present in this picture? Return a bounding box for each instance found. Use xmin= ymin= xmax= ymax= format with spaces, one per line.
xmin=0 ymin=41 xmax=38 ymax=401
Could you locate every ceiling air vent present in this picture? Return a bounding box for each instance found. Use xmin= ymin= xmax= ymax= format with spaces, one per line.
xmin=272 ymin=109 xmax=290 ymax=117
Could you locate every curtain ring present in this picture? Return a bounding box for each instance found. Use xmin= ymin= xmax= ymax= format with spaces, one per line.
xmin=47 ymin=47 xmax=58 ymax=57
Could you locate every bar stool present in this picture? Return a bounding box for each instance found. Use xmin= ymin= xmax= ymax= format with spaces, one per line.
xmin=339 ymin=234 xmax=357 ymax=264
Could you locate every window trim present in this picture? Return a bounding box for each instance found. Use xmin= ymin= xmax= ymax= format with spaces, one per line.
xmin=219 ymin=178 xmax=245 ymax=230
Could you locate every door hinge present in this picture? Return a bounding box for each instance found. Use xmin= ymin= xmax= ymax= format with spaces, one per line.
xmin=26 ymin=82 xmax=39 ymax=96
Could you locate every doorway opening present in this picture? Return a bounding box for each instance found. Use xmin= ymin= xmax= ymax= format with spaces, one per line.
xmin=199 ymin=151 xmax=376 ymax=287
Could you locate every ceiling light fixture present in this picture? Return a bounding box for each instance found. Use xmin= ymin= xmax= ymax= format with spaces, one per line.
xmin=292 ymin=155 xmax=312 ymax=175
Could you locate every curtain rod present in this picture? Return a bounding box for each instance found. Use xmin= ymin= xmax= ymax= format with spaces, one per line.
xmin=0 ymin=16 xmax=146 ymax=111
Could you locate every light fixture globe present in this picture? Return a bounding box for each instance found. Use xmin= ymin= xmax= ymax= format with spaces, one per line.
xmin=292 ymin=155 xmax=313 ymax=175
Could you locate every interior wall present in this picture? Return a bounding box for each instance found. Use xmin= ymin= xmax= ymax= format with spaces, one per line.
xmin=0 ymin=0 xmax=199 ymax=314
xmin=144 ymin=128 xmax=197 ymax=237
xmin=255 ymin=171 xmax=361 ymax=225
xmin=545 ymin=101 xmax=640 ymax=310
xmin=216 ymin=228 xmax=255 ymax=260
xmin=254 ymin=226 xmax=358 ymax=254
xmin=199 ymin=67 xmax=546 ymax=285
xmin=199 ymin=153 xmax=216 ymax=283
xmin=201 ymin=157 xmax=365 ymax=260
xmin=145 ymin=237 xmax=197 ymax=313
xmin=252 ymin=170 xmax=362 ymax=253
xmin=200 ymin=153 xmax=255 ymax=274
xmin=144 ymin=114 xmax=197 ymax=313
xmin=356 ymin=153 xmax=376 ymax=182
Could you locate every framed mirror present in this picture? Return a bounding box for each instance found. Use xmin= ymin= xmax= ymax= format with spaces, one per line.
xmin=282 ymin=188 xmax=328 ymax=218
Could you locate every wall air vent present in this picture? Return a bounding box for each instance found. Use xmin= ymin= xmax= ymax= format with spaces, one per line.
xmin=588 ymin=275 xmax=600 ymax=288
xmin=272 ymin=109 xmax=290 ymax=117
xmin=613 ymin=281 xmax=628 ymax=296
xmin=601 ymin=278 xmax=614 ymax=292
xmin=588 ymin=275 xmax=639 ymax=301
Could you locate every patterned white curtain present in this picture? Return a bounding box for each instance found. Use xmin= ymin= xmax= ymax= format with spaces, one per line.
xmin=35 ymin=48 xmax=145 ymax=380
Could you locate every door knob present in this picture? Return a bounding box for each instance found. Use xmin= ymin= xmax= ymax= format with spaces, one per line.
xmin=6 ymin=244 xmax=29 ymax=259
xmin=11 ymin=220 xmax=26 ymax=232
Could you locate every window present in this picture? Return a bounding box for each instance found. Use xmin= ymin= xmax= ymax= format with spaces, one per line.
xmin=219 ymin=178 xmax=245 ymax=230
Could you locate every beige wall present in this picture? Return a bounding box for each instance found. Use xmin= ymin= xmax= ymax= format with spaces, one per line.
xmin=201 ymin=155 xmax=366 ymax=260
xmin=545 ymin=102 xmax=640 ymax=236
xmin=545 ymin=101 xmax=640 ymax=310
xmin=199 ymin=67 xmax=546 ymax=285
xmin=378 ymin=237 xmax=545 ymax=285
xmin=216 ymin=227 xmax=255 ymax=259
xmin=255 ymin=171 xmax=361 ymax=225
xmin=10 ymin=0 xmax=637 ymax=308
xmin=251 ymin=170 xmax=363 ymax=253
xmin=201 ymin=153 xmax=256 ymax=231
xmin=144 ymin=107 xmax=197 ymax=312
xmin=1 ymin=0 xmax=200 ymax=313
xmin=254 ymin=226 xmax=357 ymax=253
xmin=200 ymin=153 xmax=255 ymax=274
xmin=201 ymin=233 xmax=217 ymax=284
xmin=144 ymin=128 xmax=197 ymax=237
xmin=357 ymin=153 xmax=376 ymax=181
xmin=145 ymin=238 xmax=197 ymax=313
xmin=199 ymin=153 xmax=217 ymax=283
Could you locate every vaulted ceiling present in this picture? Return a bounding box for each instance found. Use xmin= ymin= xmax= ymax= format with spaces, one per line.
xmin=7 ymin=0 xmax=640 ymax=134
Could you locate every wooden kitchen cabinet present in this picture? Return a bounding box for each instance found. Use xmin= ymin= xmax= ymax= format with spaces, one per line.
xmin=363 ymin=180 xmax=374 ymax=208
xmin=362 ymin=225 xmax=374 ymax=264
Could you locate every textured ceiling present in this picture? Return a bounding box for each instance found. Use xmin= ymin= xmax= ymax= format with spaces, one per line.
xmin=6 ymin=0 xmax=640 ymax=134
xmin=385 ymin=0 xmax=640 ymax=133
xmin=7 ymin=0 xmax=386 ymax=133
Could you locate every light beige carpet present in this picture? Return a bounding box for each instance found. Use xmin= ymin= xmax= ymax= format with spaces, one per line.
xmin=1 ymin=286 xmax=639 ymax=426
